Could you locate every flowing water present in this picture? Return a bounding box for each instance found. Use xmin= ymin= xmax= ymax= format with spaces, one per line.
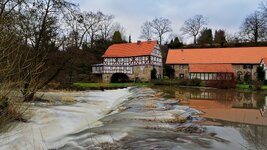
xmin=1 ymin=87 xmax=267 ymax=150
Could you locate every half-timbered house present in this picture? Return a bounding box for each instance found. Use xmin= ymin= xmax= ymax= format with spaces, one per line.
xmin=92 ymin=41 xmax=163 ymax=82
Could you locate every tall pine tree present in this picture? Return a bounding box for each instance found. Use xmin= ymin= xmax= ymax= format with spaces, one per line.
xmin=112 ymin=31 xmax=123 ymax=44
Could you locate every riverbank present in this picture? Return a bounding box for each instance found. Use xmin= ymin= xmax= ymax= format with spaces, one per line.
xmin=70 ymin=81 xmax=267 ymax=91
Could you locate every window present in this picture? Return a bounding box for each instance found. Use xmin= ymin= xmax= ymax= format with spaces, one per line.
xmin=209 ymin=73 xmax=213 ymax=80
xmin=243 ymin=65 xmax=253 ymax=69
xmin=190 ymin=73 xmax=196 ymax=79
xmin=180 ymin=65 xmax=184 ymax=69
xmin=179 ymin=73 xmax=185 ymax=79
xmin=200 ymin=73 xmax=205 ymax=80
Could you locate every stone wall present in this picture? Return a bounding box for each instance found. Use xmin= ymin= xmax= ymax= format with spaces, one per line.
xmin=173 ymin=65 xmax=190 ymax=79
xmin=102 ymin=65 xmax=163 ymax=83
xmin=232 ymin=65 xmax=258 ymax=81
xmin=171 ymin=64 xmax=259 ymax=81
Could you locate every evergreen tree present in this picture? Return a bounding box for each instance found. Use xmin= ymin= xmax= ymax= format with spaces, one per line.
xmin=129 ymin=35 xmax=132 ymax=43
xmin=112 ymin=31 xmax=123 ymax=44
xmin=197 ymin=28 xmax=213 ymax=46
xmin=214 ymin=30 xmax=226 ymax=47
xmin=168 ymin=37 xmax=183 ymax=48
xmin=257 ymin=66 xmax=265 ymax=81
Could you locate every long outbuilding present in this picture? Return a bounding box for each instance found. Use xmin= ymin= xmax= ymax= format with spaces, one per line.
xmin=166 ymin=47 xmax=267 ymax=81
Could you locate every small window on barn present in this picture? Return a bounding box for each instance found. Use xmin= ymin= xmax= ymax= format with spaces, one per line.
xmin=179 ymin=73 xmax=184 ymax=79
xmin=243 ymin=65 xmax=253 ymax=69
xmin=209 ymin=73 xmax=213 ymax=80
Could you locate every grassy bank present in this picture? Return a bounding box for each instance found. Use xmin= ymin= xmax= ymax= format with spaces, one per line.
xmin=73 ymin=82 xmax=152 ymax=90
xmin=71 ymin=80 xmax=267 ymax=91
xmin=237 ymin=84 xmax=267 ymax=90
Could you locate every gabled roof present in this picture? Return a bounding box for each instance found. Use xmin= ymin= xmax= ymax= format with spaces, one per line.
xmin=102 ymin=41 xmax=158 ymax=58
xmin=261 ymin=58 xmax=267 ymax=64
xmin=261 ymin=58 xmax=267 ymax=70
xmin=189 ymin=64 xmax=234 ymax=73
xmin=166 ymin=47 xmax=267 ymax=64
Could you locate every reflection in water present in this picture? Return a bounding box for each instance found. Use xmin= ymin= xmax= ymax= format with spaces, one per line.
xmin=260 ymin=96 xmax=267 ymax=117
xmin=155 ymin=86 xmax=267 ymax=125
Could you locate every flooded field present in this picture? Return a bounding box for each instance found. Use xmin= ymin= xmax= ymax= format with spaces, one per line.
xmin=1 ymin=87 xmax=267 ymax=150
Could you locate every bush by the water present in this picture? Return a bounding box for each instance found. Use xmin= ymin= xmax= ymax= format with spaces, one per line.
xmin=153 ymin=79 xmax=202 ymax=87
xmin=206 ymin=80 xmax=236 ymax=89
xmin=0 ymin=96 xmax=28 ymax=133
xmin=253 ymin=81 xmax=264 ymax=90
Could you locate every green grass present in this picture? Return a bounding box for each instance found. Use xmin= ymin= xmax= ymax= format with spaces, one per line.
xmin=73 ymin=82 xmax=152 ymax=89
xmin=237 ymin=84 xmax=267 ymax=90
xmin=73 ymin=81 xmax=267 ymax=91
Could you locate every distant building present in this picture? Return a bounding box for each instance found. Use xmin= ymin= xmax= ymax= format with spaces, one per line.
xmin=92 ymin=41 xmax=163 ymax=82
xmin=260 ymin=58 xmax=267 ymax=80
xmin=166 ymin=47 xmax=267 ymax=81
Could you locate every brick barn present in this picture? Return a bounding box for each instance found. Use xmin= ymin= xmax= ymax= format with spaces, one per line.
xmin=92 ymin=41 xmax=163 ymax=82
xmin=166 ymin=47 xmax=267 ymax=81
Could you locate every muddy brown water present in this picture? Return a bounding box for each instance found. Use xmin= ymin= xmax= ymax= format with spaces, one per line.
xmin=58 ymin=87 xmax=267 ymax=150
xmin=154 ymin=86 xmax=267 ymax=126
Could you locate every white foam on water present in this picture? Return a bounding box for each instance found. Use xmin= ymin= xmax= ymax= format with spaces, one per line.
xmin=0 ymin=88 xmax=131 ymax=150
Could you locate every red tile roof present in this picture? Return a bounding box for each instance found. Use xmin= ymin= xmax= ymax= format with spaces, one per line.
xmin=261 ymin=58 xmax=267 ymax=64
xmin=102 ymin=41 xmax=158 ymax=58
xmin=189 ymin=64 xmax=234 ymax=73
xmin=166 ymin=47 xmax=267 ymax=64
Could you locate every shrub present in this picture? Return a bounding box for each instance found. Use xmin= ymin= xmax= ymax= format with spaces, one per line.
xmin=178 ymin=79 xmax=189 ymax=86
xmin=188 ymin=78 xmax=202 ymax=86
xmin=163 ymin=76 xmax=169 ymax=80
xmin=206 ymin=80 xmax=236 ymax=89
xmin=0 ymin=97 xmax=28 ymax=133
xmin=244 ymin=73 xmax=252 ymax=84
xmin=253 ymin=81 xmax=263 ymax=91
xmin=257 ymin=66 xmax=265 ymax=81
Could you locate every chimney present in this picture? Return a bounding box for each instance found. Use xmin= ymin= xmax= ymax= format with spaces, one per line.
xmin=137 ymin=40 xmax=141 ymax=45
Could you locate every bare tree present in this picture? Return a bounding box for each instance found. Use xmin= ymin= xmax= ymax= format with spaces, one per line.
xmin=99 ymin=15 xmax=115 ymax=41
xmin=140 ymin=21 xmax=153 ymax=40
xmin=150 ymin=18 xmax=172 ymax=45
xmin=240 ymin=11 xmax=266 ymax=43
xmin=65 ymin=11 xmax=112 ymax=48
xmin=181 ymin=15 xmax=207 ymax=45
xmin=259 ymin=1 xmax=267 ymax=20
xmin=16 ymin=0 xmax=76 ymax=101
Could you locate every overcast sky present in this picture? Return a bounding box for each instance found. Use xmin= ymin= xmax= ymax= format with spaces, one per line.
xmin=73 ymin=0 xmax=263 ymax=43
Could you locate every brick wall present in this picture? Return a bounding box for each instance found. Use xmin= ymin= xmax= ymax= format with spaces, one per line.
xmin=173 ymin=65 xmax=189 ymax=79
